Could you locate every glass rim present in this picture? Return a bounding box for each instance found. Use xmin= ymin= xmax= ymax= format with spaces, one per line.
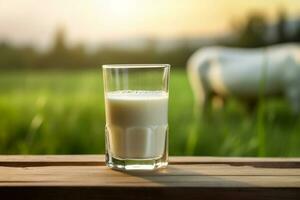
xmin=102 ymin=64 xmax=170 ymax=69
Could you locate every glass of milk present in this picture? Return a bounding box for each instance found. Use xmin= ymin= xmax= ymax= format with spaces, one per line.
xmin=102 ymin=64 xmax=170 ymax=170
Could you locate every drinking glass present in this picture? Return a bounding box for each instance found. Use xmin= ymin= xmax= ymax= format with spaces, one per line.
xmin=102 ymin=64 xmax=170 ymax=170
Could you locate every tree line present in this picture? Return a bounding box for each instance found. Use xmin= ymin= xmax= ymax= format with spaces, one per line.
xmin=0 ymin=10 xmax=299 ymax=70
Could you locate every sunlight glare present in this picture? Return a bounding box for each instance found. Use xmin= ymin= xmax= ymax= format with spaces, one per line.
xmin=107 ymin=0 xmax=138 ymax=19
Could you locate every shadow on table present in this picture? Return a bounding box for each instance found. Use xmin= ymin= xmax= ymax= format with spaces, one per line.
xmin=116 ymin=165 xmax=298 ymax=200
xmin=121 ymin=164 xmax=253 ymax=187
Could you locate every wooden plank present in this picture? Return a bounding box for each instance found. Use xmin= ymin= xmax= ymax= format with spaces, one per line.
xmin=170 ymin=157 xmax=300 ymax=168
xmin=0 ymin=165 xmax=299 ymax=187
xmin=0 ymin=155 xmax=104 ymax=162
xmin=0 ymin=155 xmax=300 ymax=167
xmin=0 ymin=155 xmax=299 ymax=200
xmin=0 ymin=160 xmax=300 ymax=187
xmin=1 ymin=164 xmax=300 ymax=178
xmin=0 ymin=155 xmax=105 ymax=167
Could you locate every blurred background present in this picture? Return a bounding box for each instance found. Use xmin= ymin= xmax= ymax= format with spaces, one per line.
xmin=0 ymin=0 xmax=300 ymax=156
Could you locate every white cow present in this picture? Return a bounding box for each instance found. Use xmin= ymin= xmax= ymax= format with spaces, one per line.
xmin=187 ymin=43 xmax=300 ymax=113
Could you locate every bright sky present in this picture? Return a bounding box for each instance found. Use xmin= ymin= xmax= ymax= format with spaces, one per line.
xmin=0 ymin=0 xmax=299 ymax=48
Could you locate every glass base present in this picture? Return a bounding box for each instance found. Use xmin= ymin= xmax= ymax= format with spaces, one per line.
xmin=105 ymin=124 xmax=168 ymax=171
xmin=105 ymin=153 xmax=168 ymax=171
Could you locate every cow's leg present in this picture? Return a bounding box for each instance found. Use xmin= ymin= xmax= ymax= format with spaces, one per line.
xmin=202 ymin=93 xmax=213 ymax=113
xmin=192 ymin=87 xmax=212 ymax=114
xmin=286 ymin=87 xmax=300 ymax=114
xmin=187 ymin=58 xmax=213 ymax=114
xmin=284 ymin=72 xmax=300 ymax=114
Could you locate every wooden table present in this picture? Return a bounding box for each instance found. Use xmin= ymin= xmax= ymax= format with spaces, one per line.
xmin=0 ymin=155 xmax=299 ymax=200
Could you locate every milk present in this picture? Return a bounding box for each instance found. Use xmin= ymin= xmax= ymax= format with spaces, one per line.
xmin=105 ymin=90 xmax=168 ymax=159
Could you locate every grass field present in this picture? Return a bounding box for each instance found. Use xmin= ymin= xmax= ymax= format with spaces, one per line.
xmin=0 ymin=70 xmax=300 ymax=156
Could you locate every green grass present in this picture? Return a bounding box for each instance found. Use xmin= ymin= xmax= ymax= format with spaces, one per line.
xmin=0 ymin=70 xmax=300 ymax=156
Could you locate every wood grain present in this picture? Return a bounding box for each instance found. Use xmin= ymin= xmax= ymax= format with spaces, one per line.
xmin=0 ymin=155 xmax=299 ymax=200
xmin=1 ymin=155 xmax=299 ymax=167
